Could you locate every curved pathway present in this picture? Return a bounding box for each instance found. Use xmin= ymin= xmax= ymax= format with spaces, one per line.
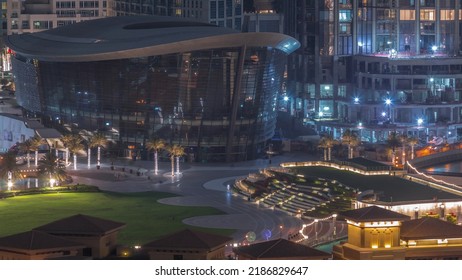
xmin=67 ymin=153 xmax=326 ymax=244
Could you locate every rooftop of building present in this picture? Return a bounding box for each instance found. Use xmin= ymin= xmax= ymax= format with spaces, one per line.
xmin=401 ymin=217 xmax=462 ymax=241
xmin=0 ymin=230 xmax=84 ymax=252
xmin=5 ymin=16 xmax=299 ymax=62
xmin=340 ymin=206 xmax=411 ymax=222
xmin=143 ymin=229 xmax=232 ymax=250
xmin=33 ymin=214 xmax=126 ymax=236
xmin=232 ymin=238 xmax=331 ymax=259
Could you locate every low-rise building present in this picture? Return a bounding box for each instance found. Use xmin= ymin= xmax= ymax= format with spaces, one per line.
xmin=143 ymin=229 xmax=232 ymax=260
xmin=0 ymin=230 xmax=84 ymax=260
xmin=233 ymin=238 xmax=331 ymax=260
xmin=333 ymin=206 xmax=462 ymax=260
xmin=34 ymin=214 xmax=126 ymax=259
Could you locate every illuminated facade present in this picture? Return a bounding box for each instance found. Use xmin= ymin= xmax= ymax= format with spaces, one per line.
xmin=6 ymin=16 xmax=299 ymax=162
xmin=284 ymin=0 xmax=462 ymax=144
xmin=113 ymin=0 xmax=243 ymax=30
xmin=6 ymin=0 xmax=115 ymax=35
xmin=333 ymin=206 xmax=462 ymax=260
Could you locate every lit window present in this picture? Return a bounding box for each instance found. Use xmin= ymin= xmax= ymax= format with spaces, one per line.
xmin=440 ymin=10 xmax=454 ymax=20
xmin=420 ymin=9 xmax=435 ymax=21
xmin=400 ymin=10 xmax=415 ymax=20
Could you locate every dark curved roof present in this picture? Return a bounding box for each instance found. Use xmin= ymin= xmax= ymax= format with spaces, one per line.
xmin=5 ymin=16 xmax=300 ymax=62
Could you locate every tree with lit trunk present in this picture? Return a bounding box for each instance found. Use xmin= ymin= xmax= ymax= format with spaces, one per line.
xmin=0 ymin=151 xmax=21 ymax=190
xmin=88 ymin=133 xmax=107 ymax=169
xmin=29 ymin=136 xmax=44 ymax=167
xmin=341 ymin=129 xmax=360 ymax=159
xmin=60 ymin=134 xmax=74 ymax=168
xmin=38 ymin=152 xmax=67 ymax=187
xmin=166 ymin=144 xmax=185 ymax=176
xmin=146 ymin=138 xmax=165 ymax=175
xmin=18 ymin=139 xmax=33 ymax=168
xmin=387 ymin=131 xmax=400 ymax=165
xmin=67 ymin=135 xmax=84 ymax=170
xmin=318 ymin=135 xmax=337 ymax=161
xmin=399 ymin=134 xmax=408 ymax=166
xmin=408 ymin=137 xmax=419 ymax=160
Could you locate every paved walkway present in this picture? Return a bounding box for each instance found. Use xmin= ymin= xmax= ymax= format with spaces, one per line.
xmin=65 ymin=152 xmax=315 ymax=243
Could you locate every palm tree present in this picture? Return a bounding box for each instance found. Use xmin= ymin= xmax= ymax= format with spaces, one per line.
xmin=341 ymin=129 xmax=360 ymax=159
xmin=408 ymin=137 xmax=419 ymax=160
xmin=145 ymin=138 xmax=165 ymax=175
xmin=88 ymin=133 xmax=107 ymax=169
xmin=173 ymin=145 xmax=185 ymax=175
xmin=60 ymin=134 xmax=74 ymax=167
xmin=0 ymin=151 xmax=21 ymax=190
xmin=166 ymin=144 xmax=185 ymax=176
xmin=29 ymin=136 xmax=44 ymax=167
xmin=399 ymin=133 xmax=408 ymax=166
xmin=38 ymin=152 xmax=67 ymax=187
xmin=387 ymin=131 xmax=400 ymax=165
xmin=318 ymin=135 xmax=337 ymax=161
xmin=18 ymin=139 xmax=33 ymax=168
xmin=67 ymin=135 xmax=84 ymax=170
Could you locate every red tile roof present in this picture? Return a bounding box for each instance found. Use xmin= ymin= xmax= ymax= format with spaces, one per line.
xmin=144 ymin=229 xmax=232 ymax=250
xmin=232 ymin=239 xmax=331 ymax=259
xmin=340 ymin=206 xmax=410 ymax=222
xmin=0 ymin=230 xmax=84 ymax=252
xmin=34 ymin=214 xmax=126 ymax=236
xmin=401 ymin=217 xmax=462 ymax=240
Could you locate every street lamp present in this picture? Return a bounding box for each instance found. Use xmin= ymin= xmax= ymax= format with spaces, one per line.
xmin=384 ymin=99 xmax=393 ymax=122
xmin=50 ymin=178 xmax=56 ymax=188
xmin=332 ymin=214 xmax=337 ymax=237
xmin=417 ymin=118 xmax=424 ymax=126
xmin=7 ymin=171 xmax=12 ymax=191
xmin=354 ymin=97 xmax=360 ymax=104
xmin=314 ymin=219 xmax=319 ymax=241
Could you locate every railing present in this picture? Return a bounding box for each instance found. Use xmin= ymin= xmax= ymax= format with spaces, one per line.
xmin=280 ymin=161 xmax=402 ymax=176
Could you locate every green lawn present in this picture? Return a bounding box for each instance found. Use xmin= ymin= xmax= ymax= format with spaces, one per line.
xmin=293 ymin=166 xmax=462 ymax=202
xmin=0 ymin=191 xmax=233 ymax=245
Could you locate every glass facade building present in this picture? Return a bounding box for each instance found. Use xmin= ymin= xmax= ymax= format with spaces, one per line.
xmin=7 ymin=16 xmax=299 ymax=162
xmin=284 ymin=0 xmax=462 ymax=144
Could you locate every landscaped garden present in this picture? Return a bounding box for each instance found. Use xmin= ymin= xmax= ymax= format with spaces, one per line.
xmin=234 ymin=169 xmax=357 ymax=218
xmin=292 ymin=166 xmax=462 ymax=202
xmin=0 ymin=190 xmax=233 ymax=245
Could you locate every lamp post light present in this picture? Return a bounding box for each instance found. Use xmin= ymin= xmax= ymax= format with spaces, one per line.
xmin=414 ymin=207 xmax=419 ymax=220
xmin=440 ymin=204 xmax=445 ymax=220
xmin=314 ymin=219 xmax=319 ymax=242
xmin=50 ymin=178 xmax=56 ymax=188
xmin=385 ymin=99 xmax=392 ymax=122
xmin=279 ymin=225 xmax=283 ymax=239
xmin=7 ymin=171 xmax=13 ymax=191
xmin=332 ymin=214 xmax=337 ymax=237
xmin=417 ymin=118 xmax=424 ymax=127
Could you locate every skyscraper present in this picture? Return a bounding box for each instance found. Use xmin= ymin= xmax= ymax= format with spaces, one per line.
xmin=113 ymin=0 xmax=243 ymax=30
xmin=285 ymin=0 xmax=462 ymax=144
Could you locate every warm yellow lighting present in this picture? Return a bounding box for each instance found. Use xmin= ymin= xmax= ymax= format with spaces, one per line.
xmin=371 ymin=245 xmax=378 ymax=249
xmin=384 ymin=244 xmax=391 ymax=248
xmin=7 ymin=181 xmax=13 ymax=188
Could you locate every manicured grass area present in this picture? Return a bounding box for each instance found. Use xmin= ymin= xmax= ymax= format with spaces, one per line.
xmin=293 ymin=166 xmax=462 ymax=202
xmin=0 ymin=192 xmax=233 ymax=245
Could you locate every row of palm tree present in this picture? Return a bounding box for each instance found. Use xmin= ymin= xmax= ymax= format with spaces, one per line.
xmin=318 ymin=130 xmax=419 ymax=164
xmin=318 ymin=129 xmax=361 ymax=161
xmin=145 ymin=138 xmax=185 ymax=176
xmin=16 ymin=133 xmax=107 ymax=171
xmin=386 ymin=132 xmax=419 ymax=165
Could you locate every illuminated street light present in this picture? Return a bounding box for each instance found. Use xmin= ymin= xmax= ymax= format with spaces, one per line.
xmin=283 ymin=96 xmax=289 ymax=101
xmin=319 ymin=111 xmax=324 ymax=117
xmin=354 ymin=97 xmax=360 ymax=104
xmin=417 ymin=118 xmax=424 ymax=126
xmin=50 ymin=178 xmax=56 ymax=188
xmin=381 ymin=112 xmax=387 ymax=117
xmin=7 ymin=171 xmax=12 ymax=191
xmin=385 ymin=99 xmax=392 ymax=105
xmin=432 ymin=45 xmax=438 ymax=52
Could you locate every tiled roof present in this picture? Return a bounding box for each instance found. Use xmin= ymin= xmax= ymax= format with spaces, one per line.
xmin=232 ymin=239 xmax=331 ymax=259
xmin=34 ymin=214 xmax=125 ymax=235
xmin=0 ymin=230 xmax=84 ymax=251
xmin=401 ymin=217 xmax=462 ymax=240
xmin=340 ymin=206 xmax=410 ymax=222
xmin=144 ymin=229 xmax=232 ymax=250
